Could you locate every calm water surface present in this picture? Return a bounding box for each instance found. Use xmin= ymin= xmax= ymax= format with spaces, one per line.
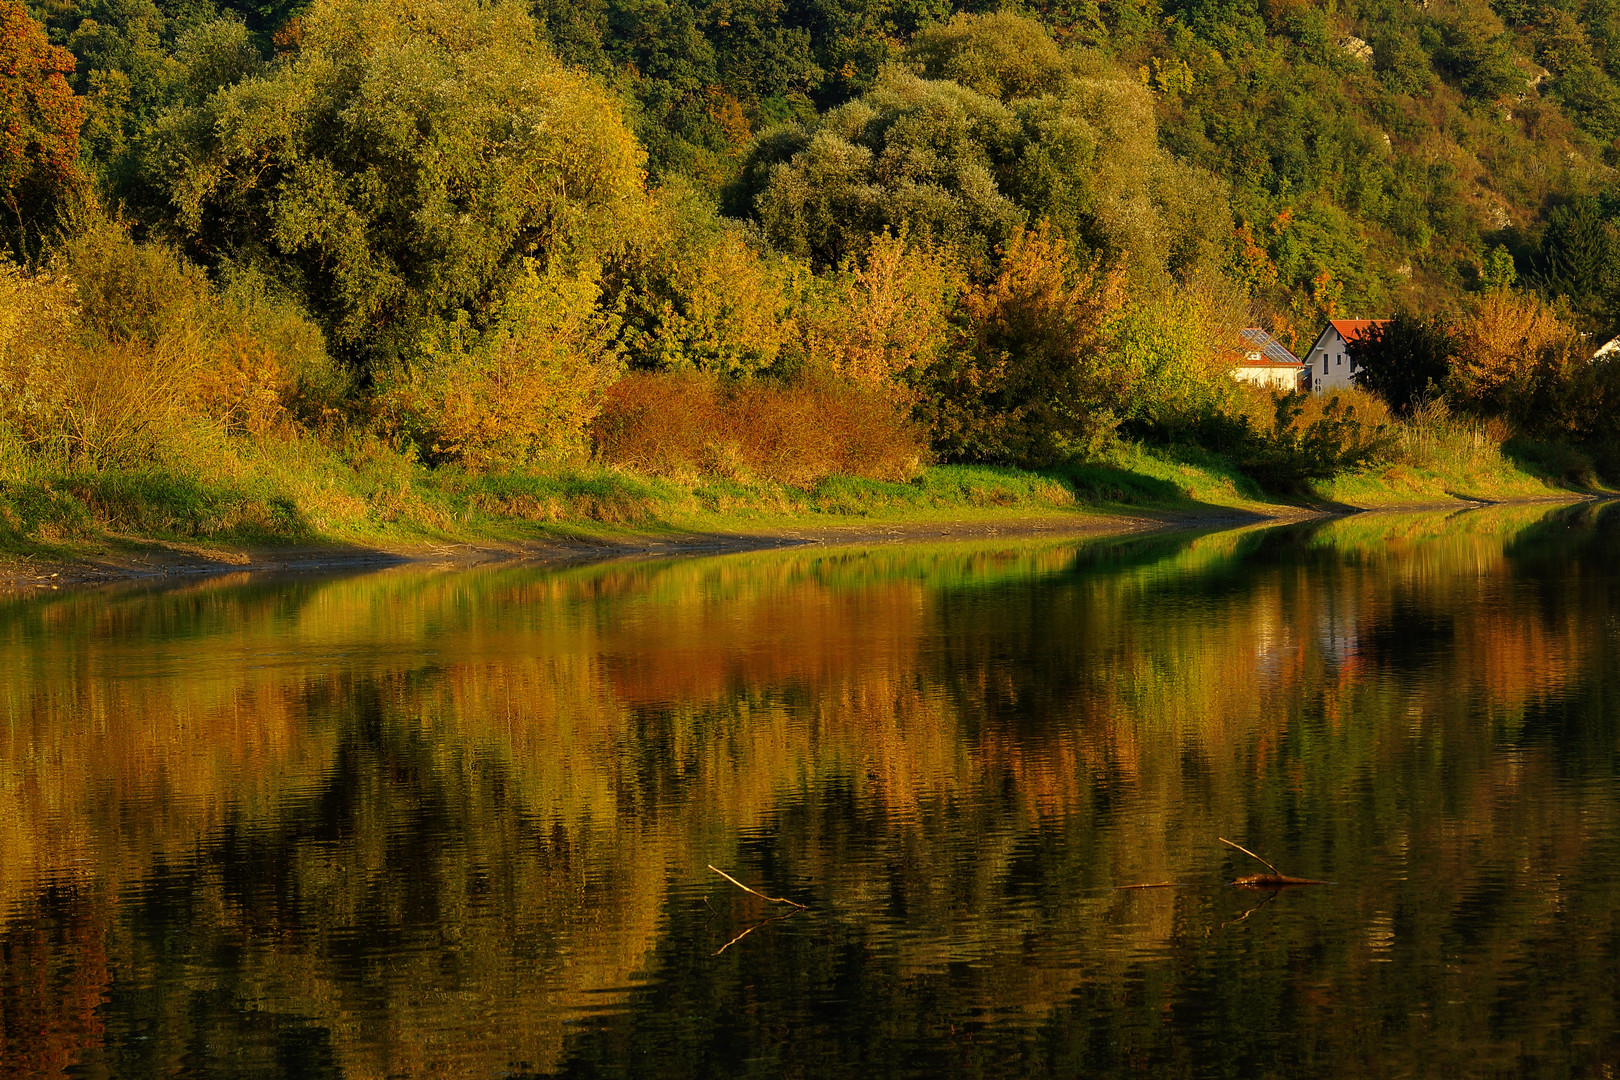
xmin=3 ymin=503 xmax=1620 ymax=1078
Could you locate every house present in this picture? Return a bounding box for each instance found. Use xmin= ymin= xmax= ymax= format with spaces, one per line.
xmin=1234 ymin=327 xmax=1307 ymax=391
xmin=1302 ymin=319 xmax=1387 ymax=391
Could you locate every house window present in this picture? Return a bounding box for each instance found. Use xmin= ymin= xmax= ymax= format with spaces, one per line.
xmin=1322 ymin=353 xmax=1328 ymax=374
xmin=1337 ymin=353 xmax=1343 ymax=366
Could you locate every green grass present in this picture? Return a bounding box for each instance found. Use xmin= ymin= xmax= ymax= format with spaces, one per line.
xmin=0 ymin=427 xmax=1603 ymax=566
xmin=1309 ymin=434 xmax=1606 ymax=507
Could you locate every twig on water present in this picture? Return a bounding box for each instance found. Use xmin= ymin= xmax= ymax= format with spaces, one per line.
xmin=1217 ymin=837 xmax=1328 ymax=888
xmin=708 ymin=865 xmax=807 ymax=909
xmin=1218 ymin=837 xmax=1283 ymax=877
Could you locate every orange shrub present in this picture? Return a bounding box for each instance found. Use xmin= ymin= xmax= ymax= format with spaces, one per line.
xmin=592 ymin=371 xmax=926 ymax=488
xmin=1452 ymin=290 xmax=1579 ymax=419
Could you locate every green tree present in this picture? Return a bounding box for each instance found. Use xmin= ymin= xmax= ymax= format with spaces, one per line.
xmin=1429 ymin=9 xmax=1522 ymax=99
xmin=732 ymin=12 xmax=1230 ymax=282
xmin=148 ymin=0 xmax=649 ymax=372
xmin=731 ymin=72 xmax=1027 ymax=269
xmin=1348 ymin=311 xmax=1459 ymax=415
xmin=1536 ymin=194 xmax=1620 ymax=320
xmin=1479 ymin=244 xmax=1518 ymax=291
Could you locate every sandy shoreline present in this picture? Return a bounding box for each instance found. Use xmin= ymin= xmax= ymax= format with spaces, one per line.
xmin=0 ymin=492 xmax=1592 ymax=595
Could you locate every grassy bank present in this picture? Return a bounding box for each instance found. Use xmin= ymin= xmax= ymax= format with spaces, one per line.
xmin=1 ymin=430 xmax=1602 ymax=576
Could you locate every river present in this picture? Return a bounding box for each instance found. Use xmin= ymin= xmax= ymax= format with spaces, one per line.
xmin=2 ymin=502 xmax=1617 ymax=1078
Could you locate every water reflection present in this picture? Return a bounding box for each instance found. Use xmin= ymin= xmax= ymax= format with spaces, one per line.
xmin=2 ymin=502 xmax=1618 ymax=1078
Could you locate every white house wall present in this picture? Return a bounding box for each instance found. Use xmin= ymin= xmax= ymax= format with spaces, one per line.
xmin=1305 ymin=329 xmax=1361 ymax=391
xmin=1233 ymin=367 xmax=1305 ymax=391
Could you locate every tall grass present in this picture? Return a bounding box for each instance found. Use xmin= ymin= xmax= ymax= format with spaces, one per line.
xmin=1389 ymin=399 xmax=1508 ymax=475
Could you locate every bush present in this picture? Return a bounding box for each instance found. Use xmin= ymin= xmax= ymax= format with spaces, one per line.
xmin=1217 ymin=384 xmax=1393 ymax=490
xmin=592 ymin=370 xmax=925 ymax=488
xmin=0 ymin=225 xmax=208 ymax=466
xmin=1503 ymin=437 xmax=1600 ymax=486
xmin=379 ymin=261 xmax=622 ymax=469
xmin=0 ymin=216 xmax=344 ymax=468
xmin=918 ymin=223 xmax=1126 ymax=466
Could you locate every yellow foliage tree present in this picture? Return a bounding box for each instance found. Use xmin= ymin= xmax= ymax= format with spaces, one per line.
xmin=806 ymin=232 xmax=963 ymax=394
xmin=1451 ymin=290 xmax=1580 ymax=419
xmin=619 ymin=224 xmax=803 ymax=377
xmin=922 ymin=222 xmax=1125 ymax=465
xmin=383 ymin=260 xmax=623 ymax=469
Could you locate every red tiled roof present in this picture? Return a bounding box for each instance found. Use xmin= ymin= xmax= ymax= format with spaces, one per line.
xmin=1327 ymin=319 xmax=1387 ymax=344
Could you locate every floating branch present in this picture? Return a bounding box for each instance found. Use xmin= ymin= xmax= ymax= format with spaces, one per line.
xmin=1218 ymin=837 xmax=1282 ymax=876
xmin=708 ymin=865 xmax=807 ymax=909
xmin=1217 ymin=837 xmax=1328 ymax=889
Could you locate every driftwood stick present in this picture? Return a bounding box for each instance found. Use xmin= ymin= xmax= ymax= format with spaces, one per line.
xmin=1218 ymin=837 xmax=1283 ymax=878
xmin=708 ymin=865 xmax=807 ymax=909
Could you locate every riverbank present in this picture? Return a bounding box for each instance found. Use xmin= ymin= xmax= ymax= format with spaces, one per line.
xmin=0 ymin=442 xmax=1603 ymax=592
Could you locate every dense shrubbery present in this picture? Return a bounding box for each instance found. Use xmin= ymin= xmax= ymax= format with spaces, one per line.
xmin=1348 ymin=289 xmax=1620 ymax=470
xmin=1 ymin=218 xmax=341 ymax=468
xmin=593 ymin=371 xmax=925 ymax=487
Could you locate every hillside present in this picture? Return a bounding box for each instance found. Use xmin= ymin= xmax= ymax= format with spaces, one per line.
xmin=522 ymin=0 xmax=1620 ymax=340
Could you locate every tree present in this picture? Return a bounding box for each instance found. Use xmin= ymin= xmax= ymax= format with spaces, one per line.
xmin=1347 ymin=312 xmax=1459 ymax=415
xmin=919 ymin=222 xmax=1126 ymax=465
xmin=149 ymin=0 xmax=649 ymax=372
xmin=0 ymin=1 xmax=85 ymax=254
xmin=730 ymin=12 xmax=1230 ymax=283
xmin=1479 ymin=244 xmax=1518 ymax=292
xmin=1451 ymin=289 xmax=1575 ymax=421
xmin=731 ymin=73 xmax=1028 ymax=270
xmin=1537 ymin=195 xmax=1620 ymax=321
xmin=607 ymin=187 xmax=807 ymax=378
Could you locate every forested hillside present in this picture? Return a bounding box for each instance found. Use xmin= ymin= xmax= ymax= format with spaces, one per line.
xmin=0 ymin=0 xmax=1616 ymax=551
xmin=531 ymin=0 xmax=1620 ymax=336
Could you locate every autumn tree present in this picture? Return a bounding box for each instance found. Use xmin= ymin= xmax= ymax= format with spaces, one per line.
xmin=806 ymin=231 xmax=962 ymax=394
xmin=1451 ymin=290 xmax=1580 ymax=422
xmin=607 ymin=187 xmax=805 ymax=378
xmin=920 ymin=223 xmax=1125 ymax=466
xmin=0 ymin=1 xmax=85 ymax=255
